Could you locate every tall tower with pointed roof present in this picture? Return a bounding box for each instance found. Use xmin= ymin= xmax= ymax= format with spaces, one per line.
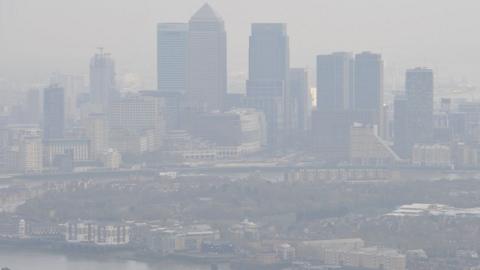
xmin=187 ymin=3 xmax=227 ymax=111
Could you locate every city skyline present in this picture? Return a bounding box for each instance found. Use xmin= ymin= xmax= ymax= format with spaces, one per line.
xmin=1 ymin=0 xmax=480 ymax=90
xmin=2 ymin=2 xmax=480 ymax=270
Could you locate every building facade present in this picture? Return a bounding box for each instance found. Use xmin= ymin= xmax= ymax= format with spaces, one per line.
xmin=109 ymin=94 xmax=166 ymax=152
xmin=187 ymin=4 xmax=227 ymax=111
xmin=66 ymin=221 xmax=130 ymax=246
xmin=157 ymin=23 xmax=189 ymax=93
xmin=354 ymin=52 xmax=384 ymax=136
xmin=289 ymin=68 xmax=312 ymax=133
xmin=405 ymin=68 xmax=434 ymax=156
xmin=246 ymin=23 xmax=290 ymax=147
xmin=43 ymin=85 xmax=65 ymax=140
xmin=89 ymin=51 xmax=117 ymax=114
xmin=43 ymin=139 xmax=90 ymax=166
xmin=316 ymin=52 xmax=354 ymax=112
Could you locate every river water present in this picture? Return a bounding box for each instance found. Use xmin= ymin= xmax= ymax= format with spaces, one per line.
xmin=0 ymin=250 xmax=212 ymax=270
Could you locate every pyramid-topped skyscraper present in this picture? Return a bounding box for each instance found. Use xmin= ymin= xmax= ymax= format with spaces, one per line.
xmin=190 ymin=3 xmax=224 ymax=22
xmin=187 ymin=3 xmax=227 ymax=111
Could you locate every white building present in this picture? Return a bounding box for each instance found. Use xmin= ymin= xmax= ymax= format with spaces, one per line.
xmin=65 ymin=221 xmax=130 ymax=246
xmin=176 ymin=224 xmax=220 ymax=251
xmin=18 ymin=219 xmax=28 ymax=239
xmin=412 ymin=144 xmax=452 ymax=167
xmin=386 ymin=203 xmax=480 ymax=218
xmin=229 ymin=108 xmax=267 ymax=153
xmin=66 ymin=221 xmax=97 ymax=243
xmin=101 ymin=149 xmax=122 ymax=169
xmin=43 ymin=139 xmax=90 ymax=166
xmin=84 ymin=113 xmax=109 ymax=160
xmin=20 ymin=136 xmax=43 ymax=173
xmin=229 ymin=219 xmax=259 ymax=241
xmin=276 ymin=243 xmax=296 ymax=261
xmin=96 ymin=224 xmax=130 ymax=246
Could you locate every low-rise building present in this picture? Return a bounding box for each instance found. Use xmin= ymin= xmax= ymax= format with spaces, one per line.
xmin=412 ymin=144 xmax=452 ymax=168
xmin=109 ymin=128 xmax=157 ymax=154
xmin=66 ymin=221 xmax=97 ymax=243
xmin=324 ymin=246 xmax=406 ymax=270
xmin=228 ymin=219 xmax=260 ymax=241
xmin=100 ymin=148 xmax=122 ymax=169
xmin=1 ymin=125 xmax=43 ymax=173
xmin=147 ymin=228 xmax=177 ymax=256
xmin=176 ymin=224 xmax=220 ymax=251
xmin=297 ymin=238 xmax=405 ymax=270
xmin=386 ymin=203 xmax=480 ymax=218
xmin=297 ymin=238 xmax=365 ymax=261
xmin=43 ymin=139 xmax=90 ymax=166
xmin=65 ymin=221 xmax=130 ymax=246
xmin=276 ymin=243 xmax=296 ymax=261
xmin=350 ymin=124 xmax=401 ymax=166
xmin=96 ymin=224 xmax=130 ymax=246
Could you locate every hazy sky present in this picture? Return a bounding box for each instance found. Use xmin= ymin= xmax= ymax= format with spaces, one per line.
xmin=1 ymin=0 xmax=479 ymax=90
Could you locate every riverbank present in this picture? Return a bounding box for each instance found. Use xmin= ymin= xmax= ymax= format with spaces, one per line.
xmin=0 ymin=239 xmax=230 ymax=267
xmin=0 ymin=249 xmax=213 ymax=270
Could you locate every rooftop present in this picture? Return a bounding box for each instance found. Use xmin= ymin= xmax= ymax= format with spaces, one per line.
xmin=190 ymin=3 xmax=223 ymax=22
xmin=386 ymin=203 xmax=480 ymax=218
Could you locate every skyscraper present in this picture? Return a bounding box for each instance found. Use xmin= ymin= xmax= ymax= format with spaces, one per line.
xmin=316 ymin=52 xmax=354 ymax=112
xmin=187 ymin=4 xmax=227 ymax=111
xmin=90 ymin=50 xmax=117 ymax=113
xmin=406 ymin=67 xmax=434 ymax=146
xmin=248 ymin=24 xmax=289 ymax=85
xmin=313 ymin=53 xmax=354 ymax=163
xmin=289 ymin=68 xmax=312 ymax=132
xmin=50 ymin=73 xmax=85 ymax=123
xmin=354 ymin=52 xmax=384 ymax=134
xmin=25 ymin=89 xmax=41 ymax=125
xmin=157 ymin=23 xmax=189 ymax=93
xmin=246 ymin=23 xmax=290 ymax=147
xmin=393 ymin=94 xmax=409 ymax=158
xmin=43 ymin=85 xmax=65 ymax=140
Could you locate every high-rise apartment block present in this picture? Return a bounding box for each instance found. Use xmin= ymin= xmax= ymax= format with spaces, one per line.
xmin=90 ymin=50 xmax=117 ymax=113
xmin=43 ymin=85 xmax=65 ymax=140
